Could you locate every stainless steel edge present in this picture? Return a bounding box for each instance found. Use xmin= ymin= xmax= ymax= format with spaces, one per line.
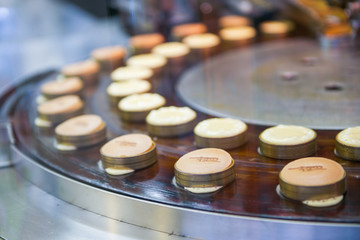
xmin=0 ymin=122 xmax=14 ymax=168
xmin=11 ymin=145 xmax=360 ymax=240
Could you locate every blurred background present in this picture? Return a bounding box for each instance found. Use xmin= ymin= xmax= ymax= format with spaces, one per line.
xmin=0 ymin=0 xmax=358 ymax=89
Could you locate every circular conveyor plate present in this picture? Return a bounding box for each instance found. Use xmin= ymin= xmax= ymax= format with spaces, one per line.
xmin=2 ymin=40 xmax=360 ymax=231
xmin=177 ymin=39 xmax=360 ymax=129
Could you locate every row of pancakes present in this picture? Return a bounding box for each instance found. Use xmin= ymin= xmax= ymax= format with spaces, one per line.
xmin=33 ymin=17 xmax=354 ymax=207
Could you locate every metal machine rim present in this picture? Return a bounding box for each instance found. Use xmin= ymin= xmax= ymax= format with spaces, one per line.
xmin=11 ymin=145 xmax=360 ymax=239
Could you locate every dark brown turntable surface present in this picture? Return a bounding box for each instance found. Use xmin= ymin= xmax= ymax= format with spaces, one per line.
xmin=7 ymin=39 xmax=360 ymax=224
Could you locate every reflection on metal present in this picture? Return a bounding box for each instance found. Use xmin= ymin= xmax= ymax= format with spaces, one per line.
xmin=177 ymin=39 xmax=360 ymax=129
xmin=11 ymin=145 xmax=360 ymax=239
xmin=0 ymin=168 xmax=186 ymax=240
xmin=0 ymin=121 xmax=14 ymax=168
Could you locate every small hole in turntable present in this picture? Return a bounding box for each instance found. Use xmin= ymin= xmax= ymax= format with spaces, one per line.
xmin=324 ymin=82 xmax=343 ymax=91
xmin=301 ymin=56 xmax=317 ymax=66
xmin=280 ymin=71 xmax=299 ymax=81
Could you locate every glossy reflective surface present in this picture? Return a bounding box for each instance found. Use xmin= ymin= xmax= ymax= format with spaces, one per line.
xmin=178 ymin=40 xmax=360 ymax=129
xmin=6 ymin=64 xmax=360 ymax=223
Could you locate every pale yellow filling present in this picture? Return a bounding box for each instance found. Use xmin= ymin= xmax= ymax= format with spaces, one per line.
xmin=183 ymin=33 xmax=220 ymax=49
xmin=260 ymin=21 xmax=291 ymax=34
xmin=126 ymin=53 xmax=167 ymax=69
xmin=337 ymin=126 xmax=360 ymax=147
xmin=194 ymin=118 xmax=247 ymax=138
xmin=219 ymin=26 xmax=256 ymax=41
xmin=146 ymin=106 xmax=196 ymax=126
xmin=119 ymin=93 xmax=165 ymax=112
xmin=107 ymin=79 xmax=151 ymax=97
xmin=152 ymin=42 xmax=190 ymax=58
xmin=260 ymin=125 xmax=316 ymax=145
xmin=111 ymin=66 xmax=153 ymax=81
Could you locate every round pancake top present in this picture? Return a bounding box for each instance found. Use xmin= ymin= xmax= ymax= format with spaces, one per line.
xmin=107 ymin=79 xmax=151 ymax=97
xmin=260 ymin=125 xmax=316 ymax=145
xmin=101 ymin=134 xmax=153 ymax=158
xmin=126 ymin=53 xmax=167 ymax=69
xmin=146 ymin=106 xmax=196 ymax=126
xmin=260 ymin=21 xmax=292 ymax=34
xmin=175 ymin=148 xmax=233 ymax=174
xmin=152 ymin=42 xmax=190 ymax=58
xmin=37 ymin=95 xmax=83 ymax=115
xmin=55 ymin=114 xmax=104 ymax=137
xmin=129 ymin=33 xmax=164 ymax=49
xmin=194 ymin=118 xmax=247 ymax=138
xmin=183 ymin=33 xmax=220 ymax=49
xmin=219 ymin=15 xmax=250 ymax=28
xmin=91 ymin=45 xmax=126 ymax=61
xmin=172 ymin=23 xmax=207 ymax=37
xmin=280 ymin=157 xmax=345 ymax=186
xmin=219 ymin=26 xmax=256 ymax=41
xmin=119 ymin=93 xmax=166 ymax=112
xmin=62 ymin=60 xmax=99 ymax=76
xmin=41 ymin=77 xmax=83 ymax=95
xmin=336 ymin=126 xmax=360 ymax=147
xmin=111 ymin=66 xmax=153 ymax=81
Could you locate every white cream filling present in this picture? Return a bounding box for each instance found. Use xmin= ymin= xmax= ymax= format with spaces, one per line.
xmin=55 ymin=142 xmax=77 ymax=151
xmin=302 ymin=195 xmax=343 ymax=207
xmin=105 ymin=167 xmax=134 ymax=175
xmin=260 ymin=125 xmax=316 ymax=145
xmin=36 ymin=95 xmax=49 ymax=104
xmin=35 ymin=117 xmax=52 ymax=127
xmin=119 ymin=93 xmax=165 ymax=112
xmin=107 ymin=80 xmax=151 ymax=97
xmin=261 ymin=21 xmax=290 ymax=34
xmin=146 ymin=106 xmax=196 ymax=126
xmin=184 ymin=186 xmax=223 ymax=194
xmin=220 ymin=26 xmax=256 ymax=41
xmin=152 ymin=42 xmax=190 ymax=58
xmin=183 ymin=33 xmax=220 ymax=49
xmin=127 ymin=54 xmax=167 ymax=69
xmin=337 ymin=127 xmax=360 ymax=147
xmin=194 ymin=118 xmax=246 ymax=138
xmin=111 ymin=66 xmax=153 ymax=81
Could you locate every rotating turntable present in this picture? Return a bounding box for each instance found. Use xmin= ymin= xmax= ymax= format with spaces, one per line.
xmin=1 ymin=37 xmax=360 ymax=239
